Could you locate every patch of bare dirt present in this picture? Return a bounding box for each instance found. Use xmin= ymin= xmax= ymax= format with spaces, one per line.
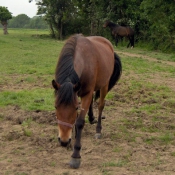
xmin=1 ymin=97 xmax=175 ymax=175
xmin=0 ymin=74 xmax=52 ymax=92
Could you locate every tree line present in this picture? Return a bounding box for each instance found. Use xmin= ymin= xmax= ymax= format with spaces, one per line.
xmin=0 ymin=14 xmax=48 ymax=29
xmin=33 ymin=0 xmax=175 ymax=52
xmin=1 ymin=0 xmax=175 ymax=52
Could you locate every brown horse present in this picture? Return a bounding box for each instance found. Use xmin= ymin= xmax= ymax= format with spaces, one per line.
xmin=52 ymin=34 xmax=122 ymax=169
xmin=103 ymin=20 xmax=134 ymax=48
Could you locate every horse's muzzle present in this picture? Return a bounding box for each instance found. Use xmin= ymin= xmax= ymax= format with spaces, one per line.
xmin=58 ymin=137 xmax=71 ymax=147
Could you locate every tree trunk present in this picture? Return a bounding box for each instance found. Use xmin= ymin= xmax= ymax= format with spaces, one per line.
xmin=59 ymin=22 xmax=63 ymax=40
xmin=1 ymin=21 xmax=8 ymax=35
xmin=49 ymin=23 xmax=55 ymax=38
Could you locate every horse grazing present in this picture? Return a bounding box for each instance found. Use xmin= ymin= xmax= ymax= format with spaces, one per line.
xmin=103 ymin=20 xmax=134 ymax=48
xmin=52 ymin=34 xmax=122 ymax=169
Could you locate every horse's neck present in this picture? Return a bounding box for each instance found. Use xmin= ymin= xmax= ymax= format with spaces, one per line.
xmin=108 ymin=22 xmax=119 ymax=30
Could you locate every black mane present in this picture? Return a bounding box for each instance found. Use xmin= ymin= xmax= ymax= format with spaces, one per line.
xmin=108 ymin=21 xmax=117 ymax=27
xmin=55 ymin=35 xmax=80 ymax=105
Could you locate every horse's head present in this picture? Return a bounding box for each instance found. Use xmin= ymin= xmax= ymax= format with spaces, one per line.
xmin=103 ymin=20 xmax=110 ymax=28
xmin=52 ymin=80 xmax=80 ymax=147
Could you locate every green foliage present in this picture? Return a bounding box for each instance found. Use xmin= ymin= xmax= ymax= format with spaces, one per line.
xmin=36 ymin=0 xmax=76 ymax=39
xmin=7 ymin=15 xmax=48 ymax=29
xmin=28 ymin=0 xmax=175 ymax=52
xmin=140 ymin=0 xmax=175 ymax=51
xmin=26 ymin=16 xmax=48 ymax=29
xmin=8 ymin=14 xmax=30 ymax=28
xmin=0 ymin=6 xmax=12 ymax=22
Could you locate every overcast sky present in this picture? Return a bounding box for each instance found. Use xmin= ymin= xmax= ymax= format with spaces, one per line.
xmin=0 ymin=0 xmax=38 ymax=18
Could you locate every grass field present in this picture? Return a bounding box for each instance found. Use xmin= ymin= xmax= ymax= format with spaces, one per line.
xmin=0 ymin=29 xmax=175 ymax=175
xmin=0 ymin=29 xmax=61 ymax=111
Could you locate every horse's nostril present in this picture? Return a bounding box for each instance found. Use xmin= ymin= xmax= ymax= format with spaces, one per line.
xmin=60 ymin=141 xmax=69 ymax=147
xmin=58 ymin=138 xmax=71 ymax=147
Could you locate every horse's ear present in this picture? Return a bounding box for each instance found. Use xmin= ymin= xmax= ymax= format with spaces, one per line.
xmin=52 ymin=80 xmax=60 ymax=90
xmin=73 ymin=82 xmax=81 ymax=92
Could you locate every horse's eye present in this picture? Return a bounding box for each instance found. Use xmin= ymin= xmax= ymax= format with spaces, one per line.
xmin=76 ymin=107 xmax=78 ymax=110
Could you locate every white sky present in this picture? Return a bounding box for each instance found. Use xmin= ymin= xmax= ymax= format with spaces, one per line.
xmin=0 ymin=0 xmax=38 ymax=18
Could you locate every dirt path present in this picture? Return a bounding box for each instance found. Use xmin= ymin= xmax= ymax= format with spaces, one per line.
xmin=117 ymin=51 xmax=175 ymax=67
xmin=117 ymin=51 xmax=175 ymax=92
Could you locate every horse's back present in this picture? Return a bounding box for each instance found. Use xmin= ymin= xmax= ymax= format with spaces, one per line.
xmin=74 ymin=35 xmax=115 ymax=92
xmin=115 ymin=25 xmax=134 ymax=36
xmin=126 ymin=26 xmax=134 ymax=36
xmin=87 ymin=36 xmax=114 ymax=52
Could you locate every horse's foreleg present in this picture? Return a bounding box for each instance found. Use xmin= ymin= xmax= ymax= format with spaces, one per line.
xmin=121 ymin=36 xmax=124 ymax=46
xmin=88 ymin=96 xmax=97 ymax=124
xmin=127 ymin=36 xmax=131 ymax=48
xmin=95 ymin=86 xmax=108 ymax=139
xmin=70 ymin=92 xmax=93 ymax=169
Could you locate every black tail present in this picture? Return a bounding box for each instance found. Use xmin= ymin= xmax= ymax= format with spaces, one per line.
xmin=95 ymin=52 xmax=122 ymax=100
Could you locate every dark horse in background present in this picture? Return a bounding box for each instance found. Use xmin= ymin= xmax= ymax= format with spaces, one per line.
xmin=103 ymin=20 xmax=135 ymax=48
xmin=52 ymin=34 xmax=122 ymax=168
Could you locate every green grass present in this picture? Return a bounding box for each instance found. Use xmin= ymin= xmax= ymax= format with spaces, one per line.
xmin=102 ymin=159 xmax=128 ymax=167
xmin=106 ymin=92 xmax=115 ymax=99
xmin=145 ymin=133 xmax=174 ymax=145
xmin=171 ymin=152 xmax=175 ymax=156
xmin=0 ymin=29 xmax=61 ymax=111
xmin=23 ymin=129 xmax=32 ymax=137
xmin=0 ymin=89 xmax=54 ymax=111
xmin=121 ymin=56 xmax=175 ymax=75
xmin=117 ymin=43 xmax=175 ymax=62
xmin=21 ymin=118 xmax=33 ymax=127
xmin=0 ymin=29 xmax=63 ymax=77
xmin=1 ymin=28 xmax=175 ymax=112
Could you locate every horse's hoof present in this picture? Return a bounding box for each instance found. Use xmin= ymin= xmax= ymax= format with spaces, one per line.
xmin=90 ymin=118 xmax=97 ymax=124
xmin=69 ymin=158 xmax=81 ymax=169
xmin=95 ymin=133 xmax=102 ymax=139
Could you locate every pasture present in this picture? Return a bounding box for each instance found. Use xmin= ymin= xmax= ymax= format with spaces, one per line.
xmin=0 ymin=29 xmax=175 ymax=175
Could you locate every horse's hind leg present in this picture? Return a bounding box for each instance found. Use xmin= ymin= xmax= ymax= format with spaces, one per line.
xmin=115 ymin=36 xmax=118 ymax=46
xmin=127 ymin=37 xmax=131 ymax=48
xmin=88 ymin=96 xmax=97 ymax=124
xmin=95 ymin=86 xmax=108 ymax=139
xmin=131 ymin=35 xmax=134 ymax=48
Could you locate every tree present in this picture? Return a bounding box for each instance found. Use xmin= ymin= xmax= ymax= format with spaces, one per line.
xmin=26 ymin=16 xmax=48 ymax=29
xmin=0 ymin=6 xmax=12 ymax=34
xmin=140 ymin=0 xmax=175 ymax=51
xmin=8 ymin=14 xmax=30 ymax=28
xmin=36 ymin=0 xmax=75 ymax=39
xmin=28 ymin=0 xmax=175 ymax=52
